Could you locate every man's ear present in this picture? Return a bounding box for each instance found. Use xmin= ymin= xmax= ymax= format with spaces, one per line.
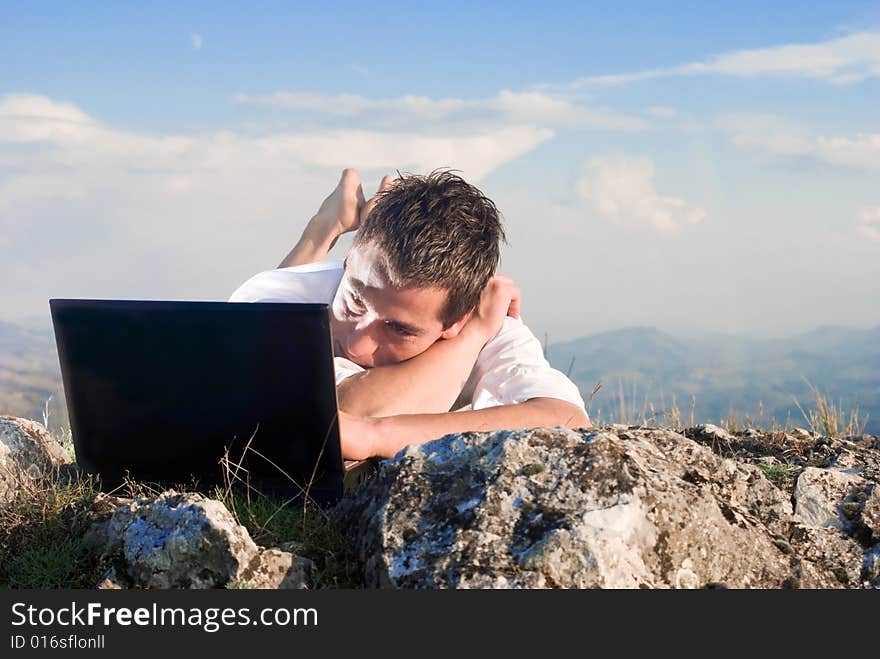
xmin=439 ymin=309 xmax=473 ymax=339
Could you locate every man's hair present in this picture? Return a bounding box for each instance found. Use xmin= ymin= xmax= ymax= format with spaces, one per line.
xmin=353 ymin=169 xmax=506 ymax=328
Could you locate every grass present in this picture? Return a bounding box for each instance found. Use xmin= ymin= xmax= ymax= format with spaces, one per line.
xmin=0 ymin=421 xmax=363 ymax=589
xmin=0 ymin=468 xmax=104 ymax=589
xmin=212 ymin=427 xmax=363 ymax=588
xmin=757 ymin=462 xmax=802 ymax=490
xmin=214 ymin=487 xmax=362 ymax=589
xmin=6 ymin=536 xmax=98 ymax=589
xmin=588 ymin=383 xmax=697 ymax=432
xmin=792 ymin=380 xmax=869 ymax=438
xmin=587 ymin=378 xmax=868 ymax=440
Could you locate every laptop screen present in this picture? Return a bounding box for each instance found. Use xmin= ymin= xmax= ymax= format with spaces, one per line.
xmin=50 ymin=299 xmax=344 ymax=503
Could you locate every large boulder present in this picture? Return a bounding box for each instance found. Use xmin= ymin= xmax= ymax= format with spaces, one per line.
xmin=335 ymin=426 xmax=876 ymax=589
xmin=90 ymin=491 xmax=315 ymax=589
xmin=0 ymin=416 xmax=71 ymax=506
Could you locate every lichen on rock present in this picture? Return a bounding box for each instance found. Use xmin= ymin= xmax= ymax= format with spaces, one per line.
xmin=335 ymin=425 xmax=879 ymax=589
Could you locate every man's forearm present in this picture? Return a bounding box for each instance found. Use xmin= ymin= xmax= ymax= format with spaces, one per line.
xmin=337 ymin=326 xmax=486 ymax=417
xmin=370 ymin=397 xmax=591 ymax=458
xmin=277 ymin=216 xmax=339 ymax=268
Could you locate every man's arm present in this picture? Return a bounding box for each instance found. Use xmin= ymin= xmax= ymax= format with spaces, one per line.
xmin=340 ymin=398 xmax=591 ymax=460
xmin=336 ymin=324 xmax=486 ymax=416
xmin=277 ymin=216 xmax=343 ymax=268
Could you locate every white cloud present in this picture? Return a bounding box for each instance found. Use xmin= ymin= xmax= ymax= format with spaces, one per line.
xmin=646 ymin=106 xmax=677 ymax=118
xmin=0 ymin=94 xmax=553 ymax=319
xmin=233 ymin=89 xmax=646 ymax=131
xmin=261 ymin=126 xmax=553 ymax=180
xmin=816 ymin=134 xmax=880 ymax=170
xmin=0 ymin=93 xmax=550 ymax=182
xmin=718 ymin=113 xmax=880 ymax=171
xmin=191 ymin=33 xmax=203 ymax=50
xmin=857 ymin=207 xmax=880 ymax=242
xmin=545 ymin=30 xmax=880 ymax=89
xmin=576 ymin=155 xmax=706 ymax=233
xmin=0 ymin=93 xmax=96 ymax=143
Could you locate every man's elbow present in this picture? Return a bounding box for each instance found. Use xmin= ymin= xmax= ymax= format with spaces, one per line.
xmin=335 ymin=375 xmax=376 ymax=417
xmin=528 ymin=398 xmax=591 ymax=429
xmin=336 ymin=374 xmax=405 ymax=417
xmin=564 ymin=405 xmax=591 ymax=429
xmin=336 ymin=389 xmax=380 ymax=418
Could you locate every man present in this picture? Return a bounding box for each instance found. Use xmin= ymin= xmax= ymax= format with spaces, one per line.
xmin=229 ymin=168 xmax=590 ymax=460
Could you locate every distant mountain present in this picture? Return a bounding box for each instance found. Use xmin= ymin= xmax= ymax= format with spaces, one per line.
xmin=548 ymin=326 xmax=691 ymax=380
xmin=547 ymin=325 xmax=880 ymax=434
xmin=0 ymin=320 xmax=68 ymax=432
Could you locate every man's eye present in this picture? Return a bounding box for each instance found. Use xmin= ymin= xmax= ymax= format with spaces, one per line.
xmin=387 ymin=322 xmax=414 ymax=337
xmin=348 ymin=293 xmax=366 ymax=310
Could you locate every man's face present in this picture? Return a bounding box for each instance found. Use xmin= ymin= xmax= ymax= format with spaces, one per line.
xmin=330 ymin=244 xmax=454 ymax=368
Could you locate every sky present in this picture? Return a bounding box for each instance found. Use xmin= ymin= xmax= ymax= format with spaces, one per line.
xmin=2 ymin=1 xmax=879 ymax=341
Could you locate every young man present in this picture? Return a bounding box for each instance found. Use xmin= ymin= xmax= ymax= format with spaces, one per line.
xmin=229 ymin=169 xmax=590 ymax=460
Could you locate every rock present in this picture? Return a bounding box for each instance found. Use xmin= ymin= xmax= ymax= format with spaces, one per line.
xmin=277 ymin=540 xmax=307 ymax=555
xmin=862 ymin=547 xmax=880 ymax=588
xmin=833 ymin=438 xmax=880 ymax=483
xmin=788 ymin=525 xmax=865 ymax=587
xmin=687 ymin=423 xmax=736 ymax=441
xmin=80 ymin=492 xmax=134 ymax=551
xmin=335 ymin=426 xmax=859 ymax=589
xmin=861 ymin=487 xmax=880 ymax=544
xmin=95 ymin=566 xmax=125 ymax=590
xmin=683 ymin=423 xmax=737 ymax=450
xmin=96 ymin=490 xmax=313 ymax=589
xmin=240 ymin=549 xmax=316 ymax=590
xmin=793 ymin=467 xmax=863 ymax=530
xmin=0 ymin=416 xmax=72 ymax=506
xmin=831 ymin=449 xmax=863 ymax=474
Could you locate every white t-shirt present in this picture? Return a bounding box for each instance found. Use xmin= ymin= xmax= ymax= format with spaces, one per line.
xmin=228 ymin=260 xmax=587 ymax=416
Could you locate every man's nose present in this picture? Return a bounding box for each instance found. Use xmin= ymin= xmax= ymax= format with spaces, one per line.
xmin=345 ymin=324 xmax=379 ymax=360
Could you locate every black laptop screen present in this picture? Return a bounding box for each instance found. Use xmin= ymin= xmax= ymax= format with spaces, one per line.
xmin=49 ymin=299 xmax=343 ymax=502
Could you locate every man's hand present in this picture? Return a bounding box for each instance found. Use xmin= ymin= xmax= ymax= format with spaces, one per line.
xmin=463 ymin=274 xmax=521 ymax=346
xmin=277 ymin=169 xmax=397 ymax=268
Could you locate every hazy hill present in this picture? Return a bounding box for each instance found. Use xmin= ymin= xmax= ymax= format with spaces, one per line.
xmin=547 ymin=325 xmax=880 ymax=434
xmin=0 ymin=320 xmax=68 ymax=432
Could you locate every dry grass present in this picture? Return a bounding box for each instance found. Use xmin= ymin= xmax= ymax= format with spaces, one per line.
xmin=793 ymin=380 xmax=869 ymax=438
xmin=1 ymin=420 xmax=363 ymax=589
xmin=588 ymin=379 xmax=868 ymax=440
xmin=210 ymin=427 xmax=363 ymax=588
xmin=0 ymin=467 xmax=104 ymax=589
xmin=588 ymin=379 xmax=694 ymax=431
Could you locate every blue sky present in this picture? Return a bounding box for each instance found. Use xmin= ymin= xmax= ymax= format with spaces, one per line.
xmin=2 ymin=1 xmax=879 ymax=339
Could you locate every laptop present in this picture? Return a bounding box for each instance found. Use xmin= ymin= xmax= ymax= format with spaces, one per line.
xmin=49 ymin=299 xmax=374 ymax=504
